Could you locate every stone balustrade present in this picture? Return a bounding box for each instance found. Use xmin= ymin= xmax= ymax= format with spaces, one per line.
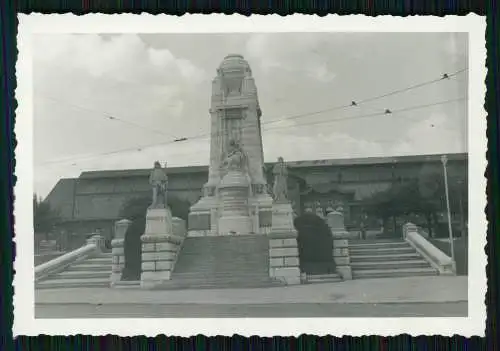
xmin=333 ymin=238 xmax=352 ymax=280
xmin=268 ymin=233 xmax=301 ymax=285
xmin=268 ymin=202 xmax=301 ymax=285
xmin=35 ymin=235 xmax=105 ymax=282
xmin=403 ymin=223 xmax=456 ymax=275
xmin=110 ymin=219 xmax=131 ymax=286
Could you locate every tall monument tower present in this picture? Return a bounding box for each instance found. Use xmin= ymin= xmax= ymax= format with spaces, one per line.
xmin=188 ymin=54 xmax=273 ymax=236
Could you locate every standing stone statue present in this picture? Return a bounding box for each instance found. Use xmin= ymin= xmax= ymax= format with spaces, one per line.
xmin=272 ymin=156 xmax=288 ymax=203
xmin=149 ymin=161 xmax=168 ymax=209
xmin=222 ymin=139 xmax=247 ymax=173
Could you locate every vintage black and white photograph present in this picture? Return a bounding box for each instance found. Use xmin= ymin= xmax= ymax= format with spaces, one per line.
xmin=15 ymin=15 xmax=486 ymax=336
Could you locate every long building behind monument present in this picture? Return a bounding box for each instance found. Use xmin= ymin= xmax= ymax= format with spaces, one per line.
xmin=45 ymin=152 xmax=467 ymax=248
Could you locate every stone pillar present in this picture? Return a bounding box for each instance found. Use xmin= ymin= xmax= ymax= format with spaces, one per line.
xmin=326 ymin=211 xmax=350 ymax=238
xmin=140 ymin=208 xmax=183 ymax=289
xmin=268 ymin=202 xmax=301 ymax=285
xmin=332 ymin=238 xmax=352 ymax=280
xmin=110 ymin=219 xmax=131 ymax=285
xmin=86 ymin=234 xmax=106 ymax=252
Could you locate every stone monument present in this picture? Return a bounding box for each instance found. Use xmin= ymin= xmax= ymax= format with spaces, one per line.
xmin=140 ymin=161 xmax=183 ymax=289
xmin=217 ymin=139 xmax=253 ymax=235
xmin=188 ymin=54 xmax=273 ymax=236
xmin=269 ymin=157 xmax=301 ymax=285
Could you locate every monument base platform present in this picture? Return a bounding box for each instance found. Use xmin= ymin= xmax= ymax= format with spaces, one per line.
xmin=268 ymin=201 xmax=301 ymax=285
xmin=140 ymin=208 xmax=184 ymax=289
xmin=218 ymin=215 xmax=253 ymax=235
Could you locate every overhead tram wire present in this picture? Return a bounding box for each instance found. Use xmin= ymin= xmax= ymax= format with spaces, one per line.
xmin=38 ymin=95 xmax=181 ymax=140
xmin=37 ymin=96 xmax=467 ymax=168
xmin=260 ymin=67 xmax=467 ymax=127
xmin=262 ymin=96 xmax=467 ymax=132
xmin=135 ymin=67 xmax=467 ymax=145
xmin=38 ymin=66 xmax=467 ymax=148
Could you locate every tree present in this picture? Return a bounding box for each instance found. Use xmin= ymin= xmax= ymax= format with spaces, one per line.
xmin=365 ymin=179 xmax=437 ymax=236
xmin=33 ymin=194 xmax=60 ymax=238
xmin=118 ymin=195 xmax=191 ymax=221
xmin=118 ymin=194 xmax=192 ymax=281
xmin=365 ymin=167 xmax=467 ymax=237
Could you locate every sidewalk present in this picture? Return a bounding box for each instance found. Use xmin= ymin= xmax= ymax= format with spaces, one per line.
xmin=36 ymin=276 xmax=468 ymax=305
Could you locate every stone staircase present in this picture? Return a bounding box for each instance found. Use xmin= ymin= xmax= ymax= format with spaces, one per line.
xmin=35 ymin=253 xmax=112 ymax=289
xmin=305 ymin=273 xmax=342 ymax=284
xmin=159 ymin=235 xmax=284 ymax=290
xmin=349 ymin=239 xmax=438 ymax=279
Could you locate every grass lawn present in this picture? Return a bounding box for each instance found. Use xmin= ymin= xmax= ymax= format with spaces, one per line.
xmin=428 ymin=237 xmax=468 ymax=276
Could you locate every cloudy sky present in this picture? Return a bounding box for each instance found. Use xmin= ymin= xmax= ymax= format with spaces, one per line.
xmin=33 ymin=32 xmax=468 ymax=197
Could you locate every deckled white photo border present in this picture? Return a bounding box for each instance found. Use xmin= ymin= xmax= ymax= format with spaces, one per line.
xmin=14 ymin=14 xmax=487 ymax=337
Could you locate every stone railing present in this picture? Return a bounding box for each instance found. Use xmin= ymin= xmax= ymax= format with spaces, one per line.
xmin=333 ymin=237 xmax=352 ymax=280
xmin=268 ymin=232 xmax=301 ymax=285
xmin=171 ymin=217 xmax=187 ymax=267
xmin=268 ymin=202 xmax=301 ymax=285
xmin=110 ymin=219 xmax=131 ymax=285
xmin=35 ymin=235 xmax=105 ymax=282
xmin=403 ymin=223 xmax=455 ymax=275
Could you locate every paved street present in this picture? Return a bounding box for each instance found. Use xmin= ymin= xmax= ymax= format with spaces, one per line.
xmin=35 ymin=301 xmax=467 ymax=318
xmin=34 ymin=276 xmax=468 ymax=318
xmin=36 ymin=276 xmax=468 ymax=305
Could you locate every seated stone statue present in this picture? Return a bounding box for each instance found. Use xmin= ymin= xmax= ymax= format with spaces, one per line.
xmin=222 ymin=139 xmax=246 ymax=173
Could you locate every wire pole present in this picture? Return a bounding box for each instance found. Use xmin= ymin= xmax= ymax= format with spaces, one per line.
xmin=441 ymin=155 xmax=457 ymax=273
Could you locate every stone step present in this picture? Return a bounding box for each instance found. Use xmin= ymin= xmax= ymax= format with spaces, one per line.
xmin=348 ymin=241 xmax=408 ymax=249
xmin=176 ymin=255 xmax=267 ymax=262
xmin=306 ymin=273 xmax=343 ymax=284
xmin=349 ymin=247 xmax=415 ymax=255
xmin=68 ymin=263 xmax=111 ymax=271
xmin=179 ymin=253 xmax=269 ymax=261
xmin=172 ymin=272 xmax=270 ymax=280
xmin=56 ymin=270 xmax=110 ymax=280
xmin=350 ymin=260 xmax=430 ymax=270
xmin=349 ymin=239 xmax=404 ymax=244
xmin=352 ymin=267 xmax=438 ymax=279
xmin=86 ymin=257 xmax=113 ymax=264
xmin=36 ymin=277 xmax=110 ymax=289
xmin=350 ymin=253 xmax=422 ymax=262
xmin=174 ymin=265 xmax=269 ymax=275
xmin=158 ymin=278 xmax=284 ymax=290
xmin=306 ymin=277 xmax=343 ymax=284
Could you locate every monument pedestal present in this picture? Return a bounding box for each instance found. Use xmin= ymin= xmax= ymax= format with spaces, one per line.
xmin=268 ymin=202 xmax=301 ymax=285
xmin=188 ymin=194 xmax=216 ymax=237
xmin=140 ymin=208 xmax=183 ymax=289
xmin=217 ymin=170 xmax=253 ymax=235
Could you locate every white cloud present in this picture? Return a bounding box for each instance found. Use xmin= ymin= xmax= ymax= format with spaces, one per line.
xmin=243 ymin=34 xmax=336 ymax=82
xmin=33 ymin=33 xmax=468 ymax=198
xmin=263 ymin=129 xmax=385 ymax=161
xmin=34 ymin=34 xmax=206 ymax=84
xmin=390 ymin=113 xmax=466 ymax=155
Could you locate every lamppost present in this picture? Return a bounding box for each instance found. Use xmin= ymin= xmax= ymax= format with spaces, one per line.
xmin=441 ymin=155 xmax=457 ymax=272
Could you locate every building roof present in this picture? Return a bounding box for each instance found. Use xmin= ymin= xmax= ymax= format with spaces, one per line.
xmin=78 ymin=153 xmax=467 ymax=179
xmin=46 ymin=153 xmax=467 ymax=223
xmin=44 ymin=178 xmax=77 ymax=220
